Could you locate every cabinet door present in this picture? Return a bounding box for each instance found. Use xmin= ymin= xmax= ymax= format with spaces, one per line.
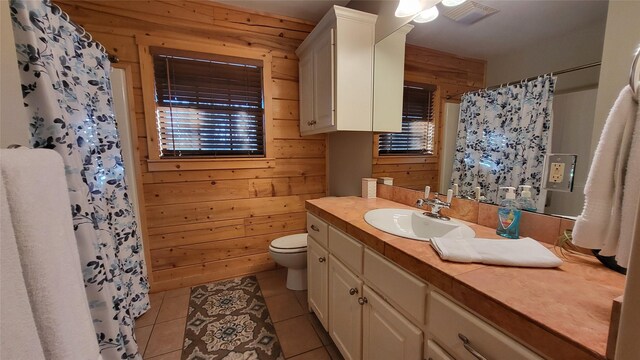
xmin=329 ymin=255 xmax=362 ymax=360
xmin=362 ymin=286 xmax=422 ymax=360
xmin=308 ymin=236 xmax=329 ymax=330
xmin=299 ymin=52 xmax=314 ymax=134
xmin=313 ymin=27 xmax=335 ymax=129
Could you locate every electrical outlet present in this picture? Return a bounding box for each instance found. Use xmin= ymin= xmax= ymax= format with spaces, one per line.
xmin=544 ymin=154 xmax=577 ymax=192
xmin=550 ymin=163 xmax=565 ymax=183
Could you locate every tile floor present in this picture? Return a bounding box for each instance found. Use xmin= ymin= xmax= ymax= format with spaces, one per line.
xmin=135 ymin=268 xmax=344 ymax=360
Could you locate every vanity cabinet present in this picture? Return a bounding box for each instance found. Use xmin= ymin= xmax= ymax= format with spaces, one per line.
xmin=296 ymin=6 xmax=377 ymax=135
xmin=307 ymin=210 xmax=551 ymax=360
xmin=307 ymin=214 xmax=424 ymax=360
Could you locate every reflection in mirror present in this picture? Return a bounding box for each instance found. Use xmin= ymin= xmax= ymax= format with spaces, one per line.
xmin=372 ymin=45 xmax=485 ymax=191
xmin=451 ymin=74 xmax=557 ymax=212
xmin=373 ymin=0 xmax=610 ymax=218
xmin=348 ymin=0 xmax=439 ymax=41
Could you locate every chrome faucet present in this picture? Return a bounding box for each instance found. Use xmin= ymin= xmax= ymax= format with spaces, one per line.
xmin=416 ymin=189 xmax=453 ymax=221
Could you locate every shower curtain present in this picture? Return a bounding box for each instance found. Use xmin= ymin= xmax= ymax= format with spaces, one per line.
xmin=11 ymin=0 xmax=148 ymax=358
xmin=451 ymin=75 xmax=556 ymax=209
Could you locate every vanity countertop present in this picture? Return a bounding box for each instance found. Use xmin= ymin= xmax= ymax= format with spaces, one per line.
xmin=305 ymin=196 xmax=625 ymax=360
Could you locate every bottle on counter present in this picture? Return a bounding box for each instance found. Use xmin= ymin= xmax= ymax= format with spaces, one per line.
xmin=497 ymin=187 xmax=521 ymax=239
xmin=517 ymin=185 xmax=537 ymax=212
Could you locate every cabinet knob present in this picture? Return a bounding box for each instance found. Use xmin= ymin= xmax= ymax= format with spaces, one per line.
xmin=349 ymin=288 xmax=358 ymax=296
xmin=310 ymin=224 xmax=319 ymax=232
xmin=458 ymin=333 xmax=488 ymax=360
xmin=318 ymin=257 xmax=326 ymax=263
xmin=357 ymin=297 xmax=368 ymax=305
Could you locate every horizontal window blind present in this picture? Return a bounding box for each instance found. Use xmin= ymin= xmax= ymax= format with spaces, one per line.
xmin=379 ymin=84 xmax=435 ymax=155
xmin=152 ymin=48 xmax=265 ymax=157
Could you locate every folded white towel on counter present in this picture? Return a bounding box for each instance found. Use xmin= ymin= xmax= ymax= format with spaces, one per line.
xmin=430 ymin=237 xmax=563 ymax=268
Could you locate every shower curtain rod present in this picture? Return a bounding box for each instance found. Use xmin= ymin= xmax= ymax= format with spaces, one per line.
xmin=447 ymin=61 xmax=601 ymax=99
xmin=50 ymin=2 xmax=119 ymax=64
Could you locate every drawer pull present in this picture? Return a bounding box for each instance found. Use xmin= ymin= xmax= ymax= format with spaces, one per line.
xmin=310 ymin=224 xmax=320 ymax=232
xmin=458 ymin=333 xmax=487 ymax=360
xmin=318 ymin=257 xmax=326 ymax=263
xmin=358 ymin=297 xmax=368 ymax=305
xmin=349 ymin=288 xmax=358 ymax=295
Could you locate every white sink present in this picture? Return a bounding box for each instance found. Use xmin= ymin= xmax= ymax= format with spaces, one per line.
xmin=364 ymin=208 xmax=476 ymax=242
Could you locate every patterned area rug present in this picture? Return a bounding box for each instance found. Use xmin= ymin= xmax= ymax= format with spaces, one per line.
xmin=182 ymin=276 xmax=284 ymax=360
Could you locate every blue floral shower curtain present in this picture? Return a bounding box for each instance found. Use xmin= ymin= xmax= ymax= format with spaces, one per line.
xmin=11 ymin=0 xmax=148 ymax=358
xmin=451 ymin=75 xmax=556 ymax=209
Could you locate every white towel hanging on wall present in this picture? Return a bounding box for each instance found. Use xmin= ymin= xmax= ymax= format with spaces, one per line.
xmin=572 ymin=85 xmax=639 ymax=268
xmin=0 ymin=180 xmax=45 ymax=359
xmin=0 ymin=148 xmax=101 ymax=360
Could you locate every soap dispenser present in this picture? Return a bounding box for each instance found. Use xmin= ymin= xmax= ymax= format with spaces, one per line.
xmin=497 ymin=187 xmax=521 ymax=239
xmin=517 ymin=185 xmax=537 ymax=212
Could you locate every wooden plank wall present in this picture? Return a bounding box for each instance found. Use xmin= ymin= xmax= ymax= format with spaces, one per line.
xmin=372 ymin=44 xmax=486 ymax=191
xmin=57 ymin=0 xmax=326 ymax=291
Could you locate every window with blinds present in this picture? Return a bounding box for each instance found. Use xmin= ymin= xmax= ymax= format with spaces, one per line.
xmin=378 ymin=83 xmax=436 ymax=155
xmin=151 ymin=48 xmax=265 ymax=158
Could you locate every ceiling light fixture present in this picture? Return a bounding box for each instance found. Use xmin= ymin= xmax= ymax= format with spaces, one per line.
xmin=395 ymin=0 xmax=423 ymax=17
xmin=442 ymin=0 xmax=467 ymax=6
xmin=413 ymin=6 xmax=439 ymax=23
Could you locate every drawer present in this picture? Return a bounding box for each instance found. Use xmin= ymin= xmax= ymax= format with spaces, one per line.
xmin=429 ymin=291 xmax=543 ymax=360
xmin=307 ymin=213 xmax=328 ymax=247
xmin=427 ymin=340 xmax=454 ymax=360
xmin=328 ymin=227 xmax=363 ymax=274
xmin=363 ymin=248 xmax=427 ymax=324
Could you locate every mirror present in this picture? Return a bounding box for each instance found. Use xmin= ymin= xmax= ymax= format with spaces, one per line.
xmin=348 ymin=0 xmax=439 ymax=42
xmin=372 ymin=0 xmax=611 ymax=218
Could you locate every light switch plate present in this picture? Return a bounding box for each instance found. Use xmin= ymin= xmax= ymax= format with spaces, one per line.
xmin=544 ymin=154 xmax=577 ymax=192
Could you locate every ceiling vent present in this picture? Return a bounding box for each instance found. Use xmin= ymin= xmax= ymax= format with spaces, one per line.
xmin=441 ymin=1 xmax=499 ymax=25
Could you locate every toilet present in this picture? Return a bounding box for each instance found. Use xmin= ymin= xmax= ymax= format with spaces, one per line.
xmin=268 ymin=233 xmax=308 ymax=290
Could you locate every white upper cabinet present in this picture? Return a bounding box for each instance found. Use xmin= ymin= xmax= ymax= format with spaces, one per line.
xmin=296 ymin=6 xmax=377 ymax=135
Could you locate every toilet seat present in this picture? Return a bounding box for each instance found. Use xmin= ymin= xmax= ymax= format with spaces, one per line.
xmin=269 ymin=233 xmax=308 ymax=254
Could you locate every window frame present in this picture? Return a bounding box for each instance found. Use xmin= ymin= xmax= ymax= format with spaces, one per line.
xmin=137 ymin=36 xmax=274 ymax=172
